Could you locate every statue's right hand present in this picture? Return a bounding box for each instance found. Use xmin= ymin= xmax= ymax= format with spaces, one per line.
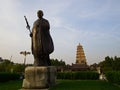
xmin=26 ymin=25 xmax=30 ymax=30
xmin=30 ymin=33 xmax=33 ymax=37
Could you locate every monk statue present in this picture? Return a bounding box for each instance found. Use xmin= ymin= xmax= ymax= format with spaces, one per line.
xmin=30 ymin=10 xmax=54 ymax=66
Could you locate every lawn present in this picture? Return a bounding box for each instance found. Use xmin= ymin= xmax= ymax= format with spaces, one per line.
xmin=0 ymin=80 xmax=120 ymax=90
xmin=0 ymin=80 xmax=22 ymax=90
xmin=49 ymin=80 xmax=120 ymax=90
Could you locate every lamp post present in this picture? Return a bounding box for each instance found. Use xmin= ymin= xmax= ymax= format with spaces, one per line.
xmin=20 ymin=51 xmax=30 ymax=65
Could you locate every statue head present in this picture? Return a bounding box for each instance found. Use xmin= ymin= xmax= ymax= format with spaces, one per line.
xmin=37 ymin=10 xmax=44 ymax=19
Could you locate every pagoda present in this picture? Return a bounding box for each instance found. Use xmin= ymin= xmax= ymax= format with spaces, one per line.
xmin=76 ymin=43 xmax=87 ymax=64
xmin=71 ymin=43 xmax=89 ymax=71
xmin=56 ymin=43 xmax=90 ymax=72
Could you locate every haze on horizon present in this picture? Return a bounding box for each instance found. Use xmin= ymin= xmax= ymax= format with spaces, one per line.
xmin=0 ymin=0 xmax=120 ymax=65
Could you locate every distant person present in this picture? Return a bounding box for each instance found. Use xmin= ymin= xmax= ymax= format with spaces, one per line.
xmin=30 ymin=10 xmax=54 ymax=66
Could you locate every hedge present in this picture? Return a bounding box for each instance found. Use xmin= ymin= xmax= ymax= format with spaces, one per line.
xmin=105 ymin=71 xmax=120 ymax=85
xmin=57 ymin=71 xmax=99 ymax=80
xmin=0 ymin=72 xmax=20 ymax=82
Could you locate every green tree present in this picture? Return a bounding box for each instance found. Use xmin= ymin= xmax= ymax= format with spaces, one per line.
xmin=0 ymin=59 xmax=25 ymax=73
xmin=0 ymin=59 xmax=13 ymax=72
xmin=51 ymin=59 xmax=66 ymax=66
xmin=12 ymin=64 xmax=25 ymax=73
xmin=98 ymin=56 xmax=120 ymax=73
xmin=113 ymin=56 xmax=120 ymax=70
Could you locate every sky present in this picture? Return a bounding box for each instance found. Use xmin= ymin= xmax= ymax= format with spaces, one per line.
xmin=0 ymin=0 xmax=120 ymax=65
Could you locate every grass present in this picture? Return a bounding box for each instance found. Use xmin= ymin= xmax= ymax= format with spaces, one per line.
xmin=49 ymin=80 xmax=120 ymax=90
xmin=0 ymin=80 xmax=120 ymax=90
xmin=0 ymin=80 xmax=22 ymax=90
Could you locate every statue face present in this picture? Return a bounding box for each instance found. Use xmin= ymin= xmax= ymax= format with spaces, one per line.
xmin=37 ymin=10 xmax=43 ymax=18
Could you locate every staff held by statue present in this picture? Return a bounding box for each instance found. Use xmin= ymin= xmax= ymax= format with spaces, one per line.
xmin=24 ymin=16 xmax=32 ymax=34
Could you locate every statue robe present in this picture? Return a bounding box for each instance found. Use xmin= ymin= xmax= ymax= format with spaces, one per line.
xmin=31 ymin=18 xmax=54 ymax=66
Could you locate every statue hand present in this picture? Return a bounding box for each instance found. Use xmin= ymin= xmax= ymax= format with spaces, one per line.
xmin=30 ymin=33 xmax=33 ymax=37
xmin=26 ymin=25 xmax=30 ymax=30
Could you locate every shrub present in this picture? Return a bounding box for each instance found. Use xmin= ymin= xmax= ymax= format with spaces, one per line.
xmin=57 ymin=71 xmax=99 ymax=80
xmin=105 ymin=71 xmax=120 ymax=85
xmin=0 ymin=72 xmax=20 ymax=82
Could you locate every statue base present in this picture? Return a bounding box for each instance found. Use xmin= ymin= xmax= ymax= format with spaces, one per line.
xmin=20 ymin=66 xmax=56 ymax=90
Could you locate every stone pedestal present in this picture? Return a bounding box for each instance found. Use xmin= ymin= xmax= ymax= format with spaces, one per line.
xmin=21 ymin=66 xmax=56 ymax=90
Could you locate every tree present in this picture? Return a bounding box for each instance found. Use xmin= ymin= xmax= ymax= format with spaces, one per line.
xmin=51 ymin=59 xmax=66 ymax=66
xmin=12 ymin=64 xmax=25 ymax=73
xmin=98 ymin=56 xmax=120 ymax=73
xmin=113 ymin=56 xmax=120 ymax=70
xmin=0 ymin=59 xmax=25 ymax=73
xmin=0 ymin=59 xmax=13 ymax=72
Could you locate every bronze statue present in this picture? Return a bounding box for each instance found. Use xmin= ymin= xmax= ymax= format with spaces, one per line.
xmin=30 ymin=10 xmax=54 ymax=66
